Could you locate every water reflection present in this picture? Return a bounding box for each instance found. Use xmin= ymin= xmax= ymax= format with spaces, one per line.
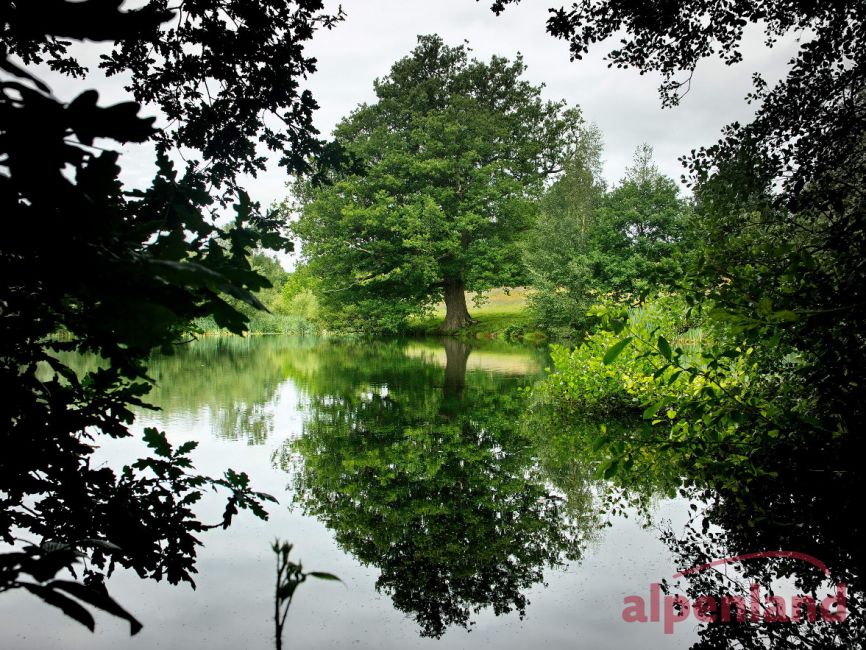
xmin=404 ymin=339 xmax=543 ymax=376
xmin=658 ymin=444 xmax=865 ymax=649
xmin=142 ymin=336 xmax=552 ymax=445
xmin=144 ymin=336 xmax=314 ymax=443
xmin=281 ymin=338 xmax=598 ymax=637
xmin=526 ymin=396 xmax=865 ymax=648
xmin=142 ymin=336 xmax=604 ymax=637
xmin=82 ymin=335 xmax=862 ymax=648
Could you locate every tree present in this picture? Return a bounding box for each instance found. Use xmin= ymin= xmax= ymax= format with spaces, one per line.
xmin=487 ymin=0 xmax=866 ymax=438
xmin=597 ymin=144 xmax=689 ymax=289
xmin=0 ymin=0 xmax=341 ymax=632
xmin=292 ymin=35 xmax=584 ymax=332
xmin=524 ymin=142 xmax=688 ymax=334
xmin=522 ymin=123 xmax=605 ymax=333
xmin=283 ymin=339 xmax=591 ymax=637
xmin=276 ymin=262 xmax=321 ymax=321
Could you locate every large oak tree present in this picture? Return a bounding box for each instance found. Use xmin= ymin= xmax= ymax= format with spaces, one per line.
xmin=292 ymin=35 xmax=584 ymax=332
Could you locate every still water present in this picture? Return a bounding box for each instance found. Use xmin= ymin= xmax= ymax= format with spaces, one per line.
xmin=0 ymin=336 xmax=696 ymax=649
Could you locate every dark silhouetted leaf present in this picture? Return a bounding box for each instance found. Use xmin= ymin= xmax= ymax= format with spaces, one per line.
xmin=22 ymin=583 xmax=95 ymax=632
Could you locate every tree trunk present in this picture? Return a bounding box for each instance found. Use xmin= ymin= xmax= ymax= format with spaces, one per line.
xmin=442 ymin=337 xmax=471 ymax=399
xmin=442 ymin=278 xmax=474 ymax=332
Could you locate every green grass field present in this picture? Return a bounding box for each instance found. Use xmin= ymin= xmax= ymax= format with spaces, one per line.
xmin=409 ymin=287 xmax=545 ymax=341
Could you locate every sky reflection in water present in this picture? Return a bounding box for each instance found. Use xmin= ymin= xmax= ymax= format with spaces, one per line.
xmin=1 ymin=336 xmax=695 ymax=649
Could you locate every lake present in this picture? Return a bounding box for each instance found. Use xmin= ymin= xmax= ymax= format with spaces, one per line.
xmin=0 ymin=336 xmax=701 ymax=648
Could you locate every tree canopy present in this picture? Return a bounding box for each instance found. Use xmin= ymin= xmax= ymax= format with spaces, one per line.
xmin=524 ymin=142 xmax=689 ymax=334
xmin=292 ymin=34 xmax=584 ymax=332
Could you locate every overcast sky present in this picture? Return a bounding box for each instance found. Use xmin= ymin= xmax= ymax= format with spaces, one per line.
xmin=298 ymin=0 xmax=799 ymax=190
xmin=31 ymin=0 xmax=800 ymax=253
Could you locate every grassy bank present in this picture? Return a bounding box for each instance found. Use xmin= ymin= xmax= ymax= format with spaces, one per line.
xmin=408 ymin=287 xmax=545 ymax=342
xmin=192 ymin=287 xmax=543 ymax=341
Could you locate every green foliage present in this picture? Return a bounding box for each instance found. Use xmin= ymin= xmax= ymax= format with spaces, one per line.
xmin=248 ymin=253 xmax=290 ymax=308
xmin=539 ymin=291 xmax=819 ymax=495
xmin=279 ymin=263 xmax=313 ymax=301
xmin=192 ymin=253 xmax=323 ymax=334
xmin=521 ymin=406 xmax=679 ymax=518
xmin=292 ymin=35 xmax=584 ymax=333
xmin=485 ymin=4 xmax=866 ymax=647
xmin=0 ymin=0 xmax=338 ymax=633
xmin=522 ymin=124 xmax=606 ymax=334
xmin=263 ymin=262 xmax=321 ymax=328
xmin=281 ymin=290 xmax=319 ymax=323
xmin=597 ymin=145 xmax=689 ymax=286
xmin=491 ymin=0 xmax=866 ymax=449
xmin=524 ymin=144 xmax=690 ymax=335
xmin=685 ymin=137 xmax=865 ymax=440
xmin=540 ymin=294 xmax=697 ymax=412
xmin=1 ymin=0 xmax=345 ymax=189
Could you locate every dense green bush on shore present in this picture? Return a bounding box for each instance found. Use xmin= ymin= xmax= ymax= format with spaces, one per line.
xmin=540 ymin=294 xmax=705 ymax=411
xmin=536 ymin=293 xmax=807 ymax=490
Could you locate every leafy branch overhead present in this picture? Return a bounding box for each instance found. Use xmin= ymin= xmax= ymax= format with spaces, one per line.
xmin=2 ymin=0 xmax=345 ymax=188
xmin=1 ymin=0 xmax=337 ymax=634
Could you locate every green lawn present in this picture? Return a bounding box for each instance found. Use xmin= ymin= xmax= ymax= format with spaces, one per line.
xmin=410 ymin=287 xmax=545 ymax=341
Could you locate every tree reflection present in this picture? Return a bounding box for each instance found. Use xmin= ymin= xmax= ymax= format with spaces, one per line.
xmin=657 ymin=439 xmax=865 ymax=649
xmin=286 ymin=338 xmax=596 ymax=637
xmin=142 ymin=336 xmax=312 ymax=443
xmin=525 ymin=397 xmax=864 ymax=648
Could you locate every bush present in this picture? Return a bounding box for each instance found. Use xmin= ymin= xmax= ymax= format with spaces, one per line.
xmin=540 ymin=294 xmax=700 ymax=412
xmin=537 ymin=292 xmax=812 ymax=491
